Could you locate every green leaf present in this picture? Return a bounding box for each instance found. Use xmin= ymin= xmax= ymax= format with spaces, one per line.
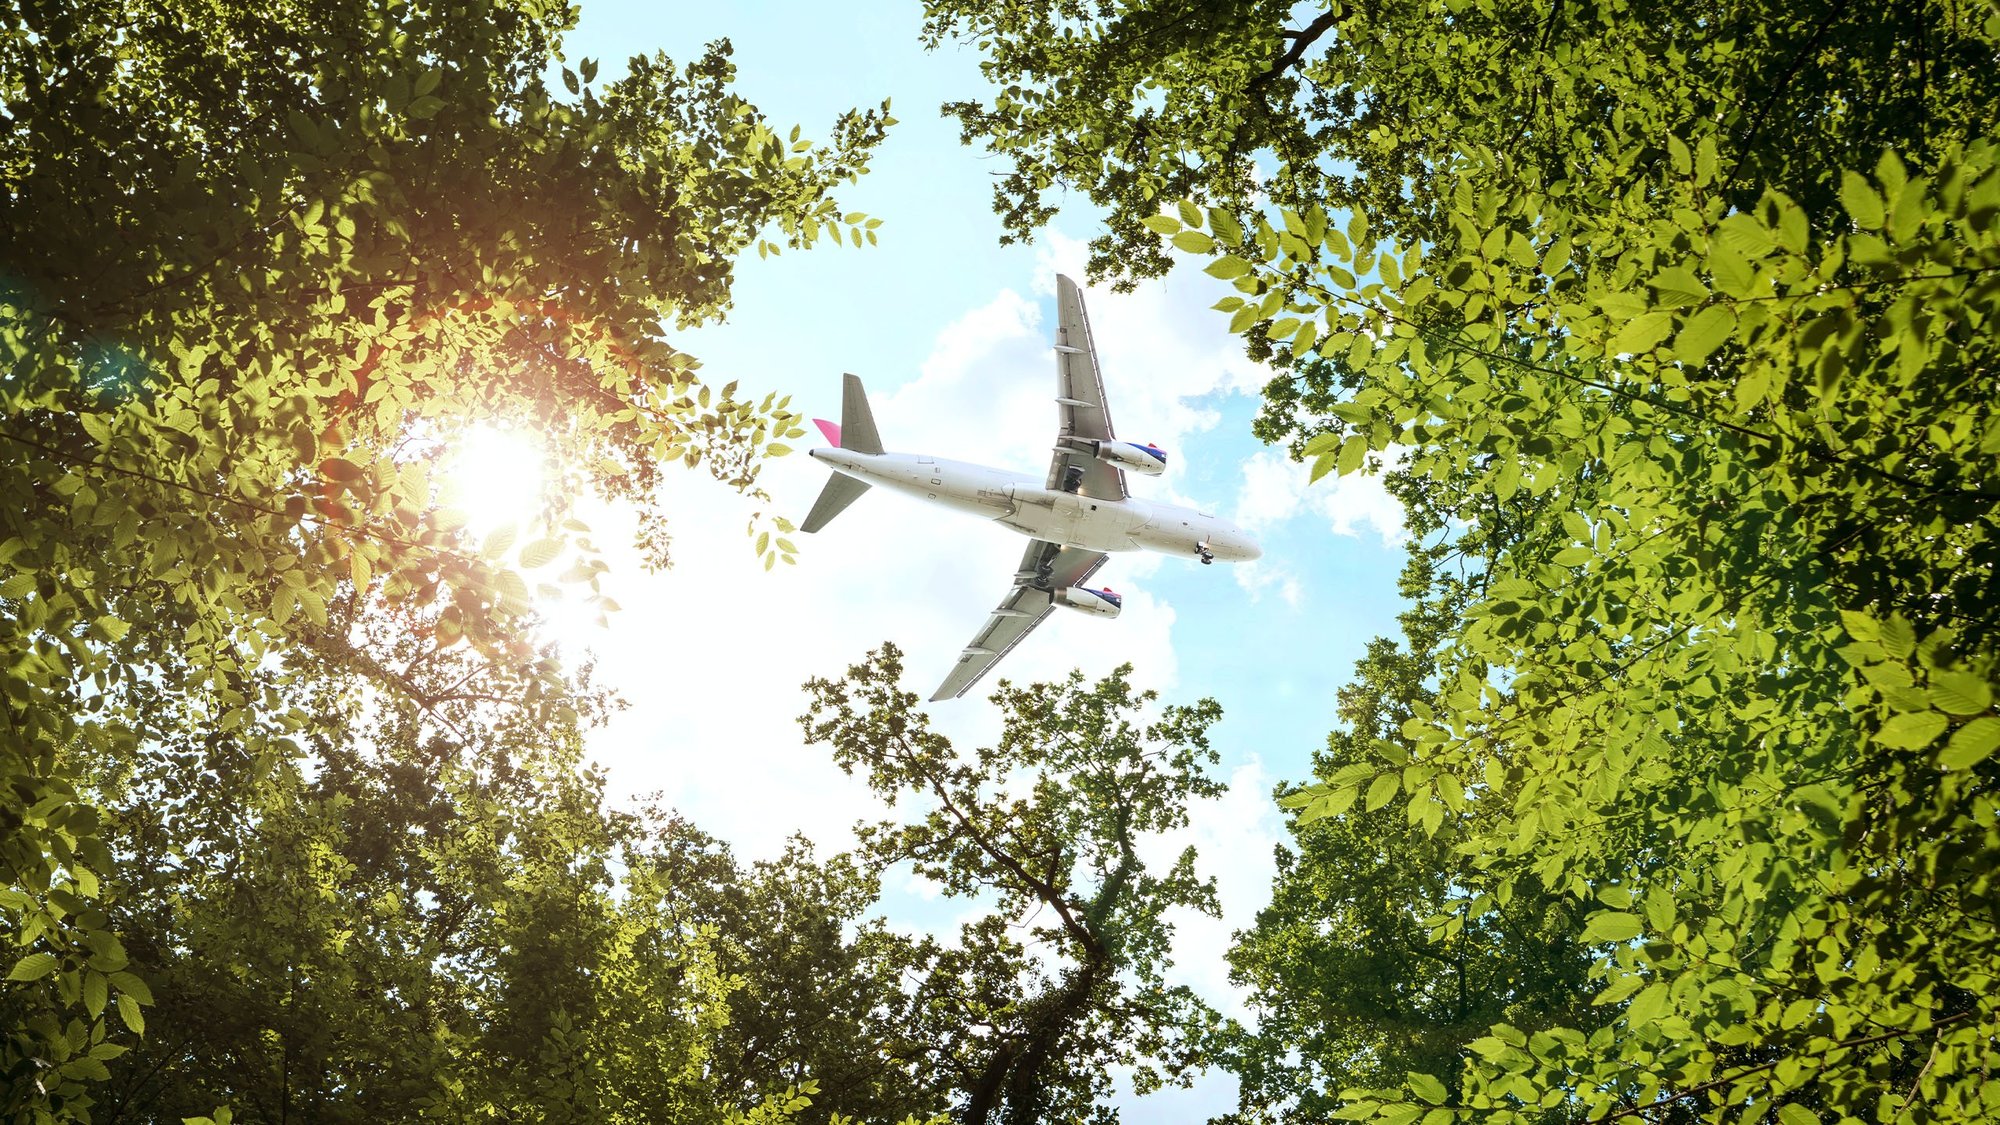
xmin=1175 ymin=199 xmax=1202 ymax=228
xmin=1879 ymin=616 xmax=1916 ymax=659
xmin=0 ymin=573 xmax=32 ymax=598
xmin=482 ymin=524 xmax=518 ymax=559
xmin=1776 ymin=1105 xmax=1822 ymax=1125
xmin=319 ymin=457 xmax=366 ymax=482
xmin=1940 ymin=718 xmax=2000 ymax=769
xmin=1406 ymin=1071 xmax=1448 ymax=1105
xmin=1141 ymin=214 xmax=1183 ymax=235
xmin=1713 ymin=213 xmax=1774 ymax=256
xmin=1303 ymin=430 xmax=1344 ymax=456
xmin=1673 ymin=305 xmax=1736 ymax=367
xmin=1581 ymin=911 xmax=1643 ymax=943
xmin=83 ymin=970 xmax=108 ymax=1017
xmin=1649 ymin=266 xmax=1709 ymax=307
xmin=1297 ymin=785 xmax=1360 ymax=824
xmin=1204 ymin=255 xmax=1252 ymax=280
xmin=1839 ymin=170 xmax=1884 ymax=229
xmin=1876 ymin=710 xmax=1947 ymax=750
xmin=518 ymin=538 xmax=564 ymax=569
xmin=1593 ymin=973 xmax=1646 ymax=1005
xmin=6 ymin=952 xmax=58 ymax=982
xmin=1666 ymin=134 xmax=1692 ymax=176
xmin=1364 ymin=772 xmax=1401 ymax=811
xmin=93 ymin=616 xmax=132 ymax=643
xmin=1609 ymin=312 xmax=1674 ymax=355
xmin=1170 ymin=230 xmax=1215 ymax=254
xmin=1336 ymin=435 xmax=1367 ymax=477
xmin=1275 ymin=786 xmax=1325 ymax=809
xmin=109 ymin=970 xmax=154 ymax=1005
xmin=1840 ymin=610 xmax=1880 ymax=641
xmin=1733 ymin=368 xmax=1771 ymax=412
xmin=493 ymin=570 xmax=529 ymax=608
xmin=118 ymin=993 xmax=144 ymax=1034
xmin=1626 ymin=982 xmax=1670 ymax=1025
xmin=62 ymin=1056 xmax=112 ymax=1082
xmin=1929 ymin=671 xmax=1992 ymax=716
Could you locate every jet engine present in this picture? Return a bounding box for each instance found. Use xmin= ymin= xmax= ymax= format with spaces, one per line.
xmin=1092 ymin=440 xmax=1168 ymax=476
xmin=1055 ymin=586 xmax=1123 ymax=618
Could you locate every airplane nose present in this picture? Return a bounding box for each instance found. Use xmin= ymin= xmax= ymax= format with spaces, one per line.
xmin=1241 ymin=537 xmax=1263 ymax=561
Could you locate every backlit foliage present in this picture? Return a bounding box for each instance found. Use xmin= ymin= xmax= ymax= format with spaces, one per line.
xmin=1 ymin=0 xmax=886 ymax=1115
xmin=935 ymin=0 xmax=2000 ymax=1121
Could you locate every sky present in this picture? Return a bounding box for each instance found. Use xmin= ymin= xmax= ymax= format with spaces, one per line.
xmin=493 ymin=2 xmax=1411 ymax=1117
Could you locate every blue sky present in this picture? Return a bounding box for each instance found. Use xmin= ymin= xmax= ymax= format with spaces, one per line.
xmin=530 ymin=2 xmax=1411 ymax=1117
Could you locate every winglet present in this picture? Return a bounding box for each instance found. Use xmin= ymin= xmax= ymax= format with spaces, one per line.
xmin=814 ymin=418 xmax=842 ymax=447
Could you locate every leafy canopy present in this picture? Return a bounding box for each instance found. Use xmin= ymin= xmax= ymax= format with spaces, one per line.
xmin=2 ymin=0 xmax=888 ymax=1115
xmin=935 ymin=1 xmax=2000 ymax=1122
xmin=81 ymin=661 xmax=935 ymax=1125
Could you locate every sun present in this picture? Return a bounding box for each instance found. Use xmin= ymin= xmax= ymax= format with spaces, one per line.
xmin=441 ymin=425 xmax=548 ymax=537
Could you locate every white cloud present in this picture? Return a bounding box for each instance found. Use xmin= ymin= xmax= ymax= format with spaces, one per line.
xmin=1235 ymin=448 xmax=1312 ymax=530
xmin=1235 ymin=447 xmax=1406 ymax=546
xmin=1233 ymin=560 xmax=1305 ymax=608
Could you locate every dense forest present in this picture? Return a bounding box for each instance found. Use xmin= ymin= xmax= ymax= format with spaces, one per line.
xmin=4 ymin=1 xmax=1995 ymax=1123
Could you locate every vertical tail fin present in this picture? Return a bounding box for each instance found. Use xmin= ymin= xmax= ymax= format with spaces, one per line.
xmin=799 ymin=373 xmax=882 ymax=533
xmin=839 ymin=373 xmax=884 ymax=455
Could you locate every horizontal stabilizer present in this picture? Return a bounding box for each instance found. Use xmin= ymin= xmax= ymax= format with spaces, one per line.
xmin=800 ymin=472 xmax=870 ymax=533
xmin=841 ymin=373 xmax=884 ymax=455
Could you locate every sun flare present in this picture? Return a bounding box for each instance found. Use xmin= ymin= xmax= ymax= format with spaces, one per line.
xmin=442 ymin=425 xmax=548 ymax=538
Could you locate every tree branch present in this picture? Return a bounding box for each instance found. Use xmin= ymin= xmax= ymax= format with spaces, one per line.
xmin=1250 ymin=7 xmax=1346 ymax=93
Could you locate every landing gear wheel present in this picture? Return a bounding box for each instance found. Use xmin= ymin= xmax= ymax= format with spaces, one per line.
xmin=1196 ymin=543 xmax=1215 ymax=565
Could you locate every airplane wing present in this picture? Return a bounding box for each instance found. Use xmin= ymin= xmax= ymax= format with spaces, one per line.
xmin=930 ymin=538 xmax=1109 ymax=702
xmin=1044 ymin=275 xmax=1126 ymax=501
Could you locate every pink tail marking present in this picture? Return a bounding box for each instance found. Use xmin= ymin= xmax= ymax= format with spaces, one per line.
xmin=814 ymin=418 xmax=842 ymax=447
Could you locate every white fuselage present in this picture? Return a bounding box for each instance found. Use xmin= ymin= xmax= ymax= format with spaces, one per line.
xmin=808 ymin=447 xmax=1262 ymax=562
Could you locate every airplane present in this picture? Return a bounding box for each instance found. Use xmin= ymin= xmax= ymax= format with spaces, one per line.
xmin=799 ymin=274 xmax=1262 ymax=702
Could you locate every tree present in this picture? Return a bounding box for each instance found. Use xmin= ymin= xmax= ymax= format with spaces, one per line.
xmin=923 ymin=0 xmax=1995 ymax=294
xmin=1222 ymin=634 xmax=1596 ymax=1124
xmin=77 ymin=649 xmax=937 ymax=1125
xmin=2 ymin=0 xmax=889 ymax=1115
xmin=936 ymin=2 xmax=2000 ymax=1122
xmin=801 ymin=647 xmax=1224 ymax=1125
xmin=626 ymin=816 xmax=949 ymax=1125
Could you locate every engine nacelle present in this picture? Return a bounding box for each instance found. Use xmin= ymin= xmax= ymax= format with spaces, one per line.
xmin=1055 ymin=586 xmax=1123 ymax=618
xmin=1093 ymin=440 xmax=1168 ymax=476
